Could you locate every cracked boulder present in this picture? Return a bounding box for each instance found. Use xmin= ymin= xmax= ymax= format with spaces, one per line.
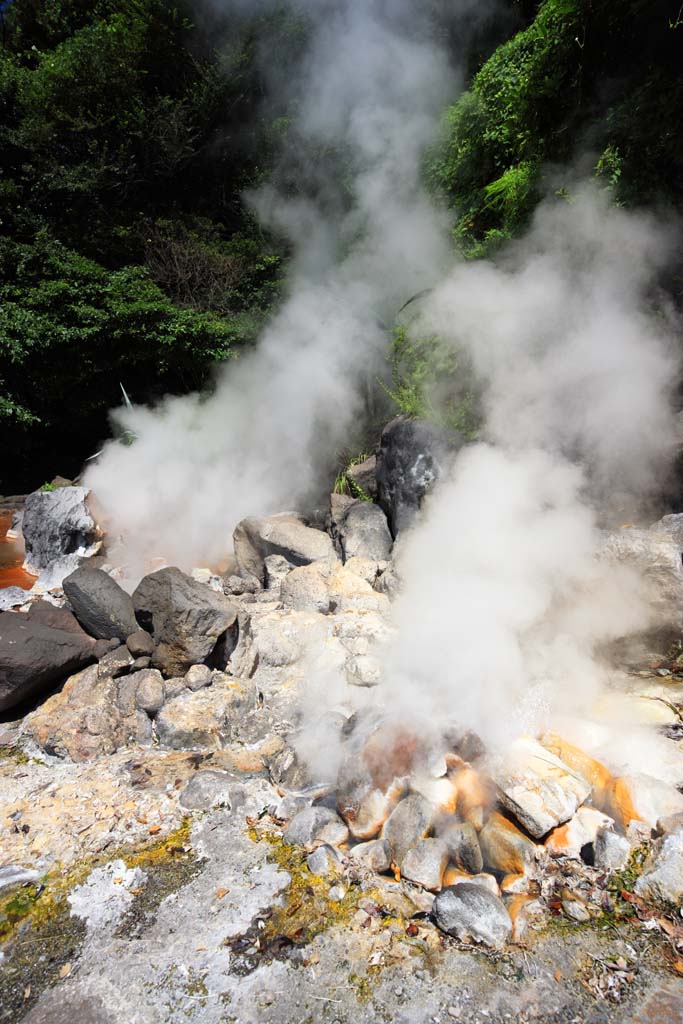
xmin=21 ymin=486 xmax=102 ymax=587
xmin=433 ymin=883 xmax=512 ymax=949
xmin=233 ymin=513 xmax=337 ymax=586
xmin=132 ymin=566 xmax=237 ymax=676
xmin=23 ymin=664 xmax=149 ymax=760
xmin=492 ymin=737 xmax=591 ymax=838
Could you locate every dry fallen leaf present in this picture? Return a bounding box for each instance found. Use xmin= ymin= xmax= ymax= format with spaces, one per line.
xmin=58 ymin=963 xmax=72 ymax=979
xmin=554 ymin=969 xmax=562 ymax=982
xmin=216 ymin=888 xmax=230 ymax=899
xmin=113 ymin=877 xmax=123 ymax=885
xmin=672 ymin=958 xmax=683 ymax=975
xmin=148 ymin=825 xmax=161 ymax=835
xmin=129 ymin=887 xmax=143 ymax=896
xmin=23 ymin=985 xmax=31 ymax=1001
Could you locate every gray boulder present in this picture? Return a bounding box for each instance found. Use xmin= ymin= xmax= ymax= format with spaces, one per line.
xmin=284 ymin=806 xmax=349 ymax=850
xmin=433 ymin=884 xmax=512 ymax=948
xmin=329 ymin=498 xmax=393 ymax=563
xmin=376 ymin=415 xmax=460 ymax=537
xmin=21 ymin=487 xmax=101 ymax=585
xmin=400 ymin=838 xmax=449 ymax=891
xmin=599 ymin=527 xmax=683 ymax=636
xmin=132 ymin=567 xmax=237 ymax=676
xmin=133 ymin=669 xmax=165 ymax=715
xmin=63 ymin=566 xmax=137 ymax=641
xmin=0 ymin=607 xmax=96 ymax=712
xmin=280 ymin=563 xmax=331 ymax=614
xmin=233 ymin=514 xmax=337 ymax=586
xmin=440 ymin=821 xmax=484 ymax=874
xmin=381 ymin=793 xmax=434 ymax=865
xmin=635 ymin=828 xmax=683 ymax=903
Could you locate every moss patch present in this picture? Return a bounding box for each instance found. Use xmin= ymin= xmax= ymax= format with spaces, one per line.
xmin=0 ymin=820 xmax=197 ymax=1023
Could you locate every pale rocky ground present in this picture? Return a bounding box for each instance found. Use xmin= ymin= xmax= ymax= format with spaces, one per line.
xmin=4 ymin=488 xmax=683 ymax=1022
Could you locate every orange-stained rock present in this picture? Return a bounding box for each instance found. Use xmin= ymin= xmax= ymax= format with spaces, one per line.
xmin=412 ymin=775 xmax=459 ymax=815
xmin=604 ymin=774 xmax=683 ymax=830
xmin=545 ymin=806 xmax=613 ymax=860
xmin=540 ymin=733 xmax=613 ymax=810
xmin=506 ymin=894 xmax=541 ymax=943
xmin=500 ymin=873 xmax=529 ymax=894
xmin=443 ymin=866 xmax=471 ymax=887
xmin=479 ymin=811 xmax=539 ymax=875
xmin=451 ymin=768 xmax=492 ymax=830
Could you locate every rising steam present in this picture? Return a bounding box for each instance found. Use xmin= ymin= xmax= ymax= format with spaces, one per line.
xmin=86 ymin=0 xmax=460 ymax=574
xmin=86 ymin=2 xmax=683 ymax=766
xmin=382 ymin=188 xmax=681 ymax=750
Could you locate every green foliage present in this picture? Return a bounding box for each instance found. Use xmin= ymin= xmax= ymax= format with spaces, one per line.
xmin=333 ymin=453 xmax=373 ymax=502
xmin=382 ymin=325 xmax=479 ymax=438
xmin=0 ymin=231 xmax=239 ymax=488
xmin=0 ymin=0 xmax=291 ymax=491
xmin=432 ymin=0 xmax=683 ymax=251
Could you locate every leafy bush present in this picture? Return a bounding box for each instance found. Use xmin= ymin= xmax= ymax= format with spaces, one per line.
xmin=0 ymin=232 xmax=239 ymax=489
xmin=382 ymin=325 xmax=479 ymax=438
xmin=431 ymin=0 xmax=683 ymax=252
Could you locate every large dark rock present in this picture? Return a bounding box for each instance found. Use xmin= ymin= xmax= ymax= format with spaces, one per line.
xmin=132 ymin=567 xmax=237 ymax=677
xmin=376 ymin=415 xmax=461 ymax=536
xmin=21 ymin=487 xmax=101 ymax=586
xmin=63 ymin=566 xmax=138 ymax=641
xmin=0 ymin=608 xmax=96 ymax=712
xmin=233 ymin=513 xmax=337 ymax=585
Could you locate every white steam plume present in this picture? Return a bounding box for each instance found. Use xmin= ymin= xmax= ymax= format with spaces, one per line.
xmin=85 ymin=0 xmax=463 ymax=574
xmin=381 ymin=188 xmax=682 ymax=750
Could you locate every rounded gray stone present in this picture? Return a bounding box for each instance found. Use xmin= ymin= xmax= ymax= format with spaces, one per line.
xmin=433 ymin=883 xmax=512 ymax=949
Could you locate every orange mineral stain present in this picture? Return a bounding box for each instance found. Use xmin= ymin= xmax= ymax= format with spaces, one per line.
xmin=0 ymin=509 xmax=37 ymax=591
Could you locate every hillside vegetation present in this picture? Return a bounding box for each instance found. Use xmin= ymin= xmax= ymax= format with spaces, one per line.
xmin=1 ymin=0 xmax=681 ymax=491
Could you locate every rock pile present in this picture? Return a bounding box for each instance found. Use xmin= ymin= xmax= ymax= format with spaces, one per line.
xmin=275 ymin=714 xmax=683 ymax=947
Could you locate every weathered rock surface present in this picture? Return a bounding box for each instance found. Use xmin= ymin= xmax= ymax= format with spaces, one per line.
xmin=479 ymin=811 xmax=539 ymax=875
xmin=22 ymin=486 xmax=101 ymax=585
xmin=329 ymin=498 xmax=393 ymax=563
xmin=348 ymin=838 xmax=391 ymax=873
xmin=346 ymin=455 xmax=378 ymax=499
xmin=62 ymin=566 xmax=137 ymax=641
xmin=605 ymin=773 xmax=683 ymax=829
xmin=23 ymin=664 xmax=149 ymax=760
xmin=635 ymin=828 xmax=683 ymax=903
xmin=594 ymin=827 xmax=631 ymax=872
xmin=433 ymin=883 xmax=512 ymax=948
xmin=376 ymin=415 xmax=459 ymax=536
xmin=185 ymin=664 xmax=213 ymax=690
xmin=233 ymin=513 xmax=337 ymax=585
xmin=280 ymin=562 xmax=331 ymax=613
xmin=381 ymin=793 xmax=434 ymax=865
xmin=155 ymin=677 xmax=257 ymax=750
xmin=132 ymin=566 xmax=237 ymax=676
xmin=133 ymin=669 xmax=165 ymax=715
xmin=400 ymin=838 xmax=448 ymax=890
xmin=97 ymin=645 xmax=133 ymax=679
xmin=284 ymin=806 xmax=350 ymax=850
xmin=493 ymin=737 xmax=591 ymax=838
xmin=440 ymin=821 xmax=484 ymax=874
xmin=599 ymin=527 xmax=683 ymax=635
xmin=0 ymin=606 xmax=96 ymax=712
xmin=545 ymin=806 xmax=614 ymax=860
xmin=125 ymin=629 xmax=154 ymax=658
